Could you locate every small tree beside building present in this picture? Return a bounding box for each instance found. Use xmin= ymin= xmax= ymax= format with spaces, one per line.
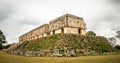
xmin=86 ymin=31 xmax=96 ymax=36
xmin=0 ymin=30 xmax=6 ymax=49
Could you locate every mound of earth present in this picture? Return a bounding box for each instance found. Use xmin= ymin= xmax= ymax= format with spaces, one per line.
xmin=6 ymin=34 xmax=118 ymax=57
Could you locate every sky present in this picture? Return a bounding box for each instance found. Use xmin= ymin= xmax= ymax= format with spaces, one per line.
xmin=0 ymin=0 xmax=120 ymax=44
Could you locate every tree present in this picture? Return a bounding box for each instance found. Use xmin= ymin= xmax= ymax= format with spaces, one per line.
xmin=108 ymin=37 xmax=117 ymax=47
xmin=115 ymin=45 xmax=120 ymax=50
xmin=86 ymin=31 xmax=96 ymax=36
xmin=2 ymin=44 xmax=12 ymax=49
xmin=0 ymin=30 xmax=6 ymax=49
xmin=115 ymin=31 xmax=120 ymax=39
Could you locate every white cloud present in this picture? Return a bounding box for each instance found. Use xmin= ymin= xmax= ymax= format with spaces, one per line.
xmin=0 ymin=0 xmax=120 ymax=44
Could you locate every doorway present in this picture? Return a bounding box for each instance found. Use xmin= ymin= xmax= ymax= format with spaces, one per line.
xmin=61 ymin=28 xmax=64 ymax=33
xmin=78 ymin=29 xmax=81 ymax=34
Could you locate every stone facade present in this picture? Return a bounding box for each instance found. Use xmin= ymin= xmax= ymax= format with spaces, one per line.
xmin=19 ymin=14 xmax=87 ymax=42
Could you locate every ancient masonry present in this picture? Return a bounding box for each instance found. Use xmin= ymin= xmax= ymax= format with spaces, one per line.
xmin=19 ymin=14 xmax=87 ymax=42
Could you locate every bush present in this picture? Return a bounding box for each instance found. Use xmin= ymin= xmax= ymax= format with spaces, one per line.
xmin=115 ymin=45 xmax=120 ymax=50
xmin=86 ymin=31 xmax=96 ymax=36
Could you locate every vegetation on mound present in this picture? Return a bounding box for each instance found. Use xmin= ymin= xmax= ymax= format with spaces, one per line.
xmin=15 ymin=33 xmax=118 ymax=56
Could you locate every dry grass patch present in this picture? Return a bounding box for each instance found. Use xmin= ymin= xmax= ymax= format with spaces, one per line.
xmin=0 ymin=51 xmax=120 ymax=63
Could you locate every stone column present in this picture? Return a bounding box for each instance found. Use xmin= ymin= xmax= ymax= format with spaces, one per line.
xmin=50 ymin=31 xmax=53 ymax=35
xmin=43 ymin=33 xmax=47 ymax=37
xmin=80 ymin=29 xmax=86 ymax=35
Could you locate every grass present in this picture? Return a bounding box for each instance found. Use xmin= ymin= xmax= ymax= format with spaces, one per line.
xmin=0 ymin=51 xmax=120 ymax=63
xmin=23 ymin=34 xmax=117 ymax=54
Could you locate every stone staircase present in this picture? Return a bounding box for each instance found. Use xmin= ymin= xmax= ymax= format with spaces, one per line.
xmin=7 ymin=41 xmax=27 ymax=51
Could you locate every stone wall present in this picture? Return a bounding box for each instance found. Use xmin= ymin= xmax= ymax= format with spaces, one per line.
xmin=67 ymin=15 xmax=86 ymax=29
xmin=49 ymin=15 xmax=67 ymax=31
xmin=55 ymin=29 xmax=62 ymax=34
xmin=19 ymin=24 xmax=49 ymax=42
xmin=64 ymin=27 xmax=79 ymax=34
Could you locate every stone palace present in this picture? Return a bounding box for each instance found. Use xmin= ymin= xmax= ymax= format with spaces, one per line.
xmin=19 ymin=14 xmax=87 ymax=42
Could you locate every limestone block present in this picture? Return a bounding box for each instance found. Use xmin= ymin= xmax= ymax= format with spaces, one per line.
xmin=43 ymin=33 xmax=47 ymax=37
xmin=64 ymin=27 xmax=70 ymax=33
xmin=49 ymin=17 xmax=66 ymax=31
xmin=55 ymin=29 xmax=62 ymax=34
xmin=38 ymin=34 xmax=43 ymax=38
xmin=34 ymin=36 xmax=38 ymax=39
xmin=71 ymin=28 xmax=78 ymax=34
xmin=81 ymin=29 xmax=86 ymax=35
xmin=67 ymin=17 xmax=85 ymax=29
xmin=64 ymin=27 xmax=78 ymax=34
xmin=50 ymin=31 xmax=53 ymax=35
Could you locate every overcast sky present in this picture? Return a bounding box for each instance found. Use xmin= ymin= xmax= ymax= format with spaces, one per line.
xmin=0 ymin=0 xmax=120 ymax=44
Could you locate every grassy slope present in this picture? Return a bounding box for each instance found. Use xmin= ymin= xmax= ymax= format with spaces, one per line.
xmin=21 ymin=34 xmax=117 ymax=53
xmin=0 ymin=51 xmax=120 ymax=63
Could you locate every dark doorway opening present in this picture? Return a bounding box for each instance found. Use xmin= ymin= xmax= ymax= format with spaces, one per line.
xmin=53 ymin=30 xmax=55 ymax=34
xmin=61 ymin=28 xmax=64 ymax=33
xmin=47 ymin=32 xmax=50 ymax=35
xmin=78 ymin=29 xmax=81 ymax=34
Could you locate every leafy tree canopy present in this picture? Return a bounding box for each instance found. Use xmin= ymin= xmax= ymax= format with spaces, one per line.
xmin=108 ymin=37 xmax=117 ymax=46
xmin=0 ymin=30 xmax=6 ymax=49
xmin=115 ymin=45 xmax=120 ymax=50
xmin=116 ymin=31 xmax=120 ymax=39
xmin=0 ymin=30 xmax=6 ymax=43
xmin=86 ymin=31 xmax=96 ymax=36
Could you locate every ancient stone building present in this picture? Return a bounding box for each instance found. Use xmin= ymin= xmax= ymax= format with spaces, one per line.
xmin=19 ymin=14 xmax=87 ymax=42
